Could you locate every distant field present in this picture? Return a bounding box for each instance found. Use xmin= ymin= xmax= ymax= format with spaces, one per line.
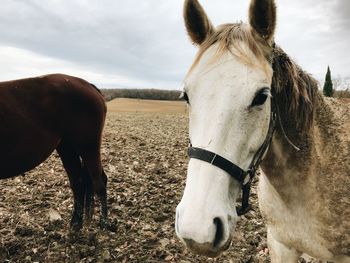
xmin=107 ymin=98 xmax=187 ymax=113
xmin=339 ymin=98 xmax=350 ymax=104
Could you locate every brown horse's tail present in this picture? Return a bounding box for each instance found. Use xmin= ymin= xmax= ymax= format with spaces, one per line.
xmin=90 ymin=83 xmax=102 ymax=94
xmin=89 ymin=83 xmax=107 ymax=114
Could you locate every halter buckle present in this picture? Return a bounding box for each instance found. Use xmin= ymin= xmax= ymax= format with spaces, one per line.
xmin=210 ymin=154 xmax=217 ymax=164
xmin=242 ymin=173 xmax=251 ymax=186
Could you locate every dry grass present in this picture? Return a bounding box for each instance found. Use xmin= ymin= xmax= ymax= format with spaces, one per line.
xmin=338 ymin=98 xmax=350 ymax=104
xmin=107 ymin=98 xmax=187 ymax=114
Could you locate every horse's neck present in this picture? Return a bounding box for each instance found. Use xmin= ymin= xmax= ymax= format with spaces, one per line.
xmin=261 ymin=125 xmax=314 ymax=190
xmin=261 ymin=93 xmax=349 ymax=201
xmin=260 ymin=94 xmax=319 ymax=200
xmin=260 ymin=95 xmax=350 ymax=256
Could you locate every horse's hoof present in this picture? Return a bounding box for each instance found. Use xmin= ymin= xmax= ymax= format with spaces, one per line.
xmin=99 ymin=219 xmax=117 ymax=232
xmin=70 ymin=221 xmax=83 ymax=232
xmin=67 ymin=229 xmax=84 ymax=243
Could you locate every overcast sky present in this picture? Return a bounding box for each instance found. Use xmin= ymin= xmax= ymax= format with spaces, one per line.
xmin=0 ymin=0 xmax=349 ymax=89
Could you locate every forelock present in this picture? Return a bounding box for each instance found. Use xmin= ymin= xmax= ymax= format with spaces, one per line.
xmin=187 ymin=23 xmax=273 ymax=76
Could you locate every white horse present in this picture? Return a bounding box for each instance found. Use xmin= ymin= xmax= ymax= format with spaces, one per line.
xmin=175 ymin=0 xmax=350 ymax=262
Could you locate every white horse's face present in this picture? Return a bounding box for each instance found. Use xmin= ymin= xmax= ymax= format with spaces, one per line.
xmin=175 ymin=0 xmax=277 ymax=256
xmin=176 ymin=42 xmax=272 ymax=257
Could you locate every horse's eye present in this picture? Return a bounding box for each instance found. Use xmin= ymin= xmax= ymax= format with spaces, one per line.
xmin=180 ymin=91 xmax=190 ymax=104
xmin=251 ymin=88 xmax=270 ymax=107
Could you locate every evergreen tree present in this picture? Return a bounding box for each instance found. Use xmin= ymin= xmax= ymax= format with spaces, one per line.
xmin=323 ymin=66 xmax=333 ymax=97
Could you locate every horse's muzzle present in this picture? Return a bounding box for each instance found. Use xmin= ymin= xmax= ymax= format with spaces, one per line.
xmin=182 ymin=235 xmax=232 ymax=258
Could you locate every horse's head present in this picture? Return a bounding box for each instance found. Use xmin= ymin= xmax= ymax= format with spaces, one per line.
xmin=176 ymin=0 xmax=277 ymax=257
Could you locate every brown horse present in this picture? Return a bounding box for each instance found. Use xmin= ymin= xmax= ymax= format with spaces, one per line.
xmin=0 ymin=73 xmax=111 ymax=230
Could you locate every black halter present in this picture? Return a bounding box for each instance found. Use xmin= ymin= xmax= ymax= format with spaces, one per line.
xmin=188 ymin=100 xmax=277 ymax=216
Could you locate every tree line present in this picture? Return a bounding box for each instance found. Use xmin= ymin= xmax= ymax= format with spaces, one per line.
xmin=100 ymin=67 xmax=349 ymax=102
xmin=101 ymin=88 xmax=182 ymax=102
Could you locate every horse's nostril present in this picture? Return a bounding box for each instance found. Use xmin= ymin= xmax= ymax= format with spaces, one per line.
xmin=213 ymin=217 xmax=224 ymax=248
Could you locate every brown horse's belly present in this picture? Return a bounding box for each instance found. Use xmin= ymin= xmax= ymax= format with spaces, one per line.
xmin=0 ymin=129 xmax=61 ymax=179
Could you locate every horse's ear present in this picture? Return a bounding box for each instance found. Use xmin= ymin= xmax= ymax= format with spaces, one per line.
xmin=183 ymin=0 xmax=214 ymax=45
xmin=249 ymin=0 xmax=276 ymax=43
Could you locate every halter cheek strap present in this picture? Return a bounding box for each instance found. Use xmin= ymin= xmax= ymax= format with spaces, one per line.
xmin=187 ymin=101 xmax=277 ymax=216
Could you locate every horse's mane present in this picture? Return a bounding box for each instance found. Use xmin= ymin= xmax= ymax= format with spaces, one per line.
xmin=271 ymin=46 xmax=319 ymax=133
xmin=189 ymin=23 xmax=319 ymax=133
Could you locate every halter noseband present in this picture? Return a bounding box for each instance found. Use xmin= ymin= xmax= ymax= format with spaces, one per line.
xmin=188 ymin=99 xmax=277 ymax=216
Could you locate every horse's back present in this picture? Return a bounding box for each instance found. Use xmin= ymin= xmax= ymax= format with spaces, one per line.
xmin=315 ymin=96 xmax=349 ymax=176
xmin=0 ymin=73 xmax=106 ymax=131
xmin=321 ymin=97 xmax=350 ymax=140
xmin=312 ymin=96 xmax=349 ymax=257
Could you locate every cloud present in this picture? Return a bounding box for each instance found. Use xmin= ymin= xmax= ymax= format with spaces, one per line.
xmin=0 ymin=0 xmax=193 ymax=88
xmin=334 ymin=0 xmax=350 ymax=30
xmin=0 ymin=0 xmax=349 ymax=88
xmin=272 ymin=0 xmax=350 ymax=80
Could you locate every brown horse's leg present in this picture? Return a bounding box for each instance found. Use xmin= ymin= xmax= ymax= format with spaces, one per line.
xmin=80 ymin=150 xmax=114 ymax=230
xmin=56 ymin=143 xmax=85 ymax=230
